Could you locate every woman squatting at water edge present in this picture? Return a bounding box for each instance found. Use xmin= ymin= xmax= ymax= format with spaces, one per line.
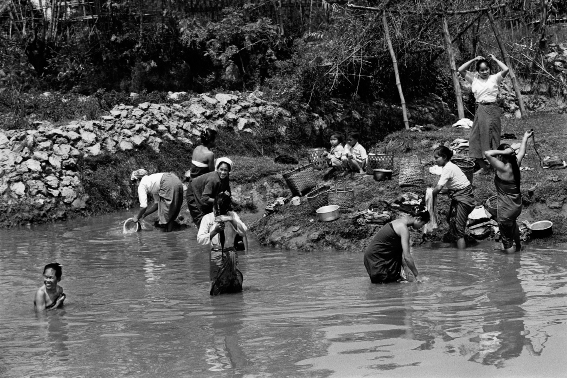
xmin=131 ymin=169 xmax=184 ymax=232
xmin=34 ymin=262 xmax=66 ymax=311
xmin=197 ymin=192 xmax=248 ymax=295
xmin=485 ymin=131 xmax=533 ymax=253
xmin=364 ymin=211 xmax=430 ymax=284
xmin=189 ymin=157 xmax=232 ymax=227
xmin=458 ymin=54 xmax=509 ymax=175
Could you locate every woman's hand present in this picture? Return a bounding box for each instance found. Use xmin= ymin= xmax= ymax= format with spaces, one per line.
xmin=475 ymin=55 xmax=485 ymax=61
xmin=487 ymin=53 xmax=496 ymax=60
xmin=504 ymin=147 xmax=516 ymax=155
xmin=213 ymin=222 xmax=225 ymax=233
xmin=524 ymin=130 xmax=534 ymax=140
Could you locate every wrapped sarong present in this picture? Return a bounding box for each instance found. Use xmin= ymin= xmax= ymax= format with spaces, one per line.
xmin=158 ymin=173 xmax=183 ymax=224
xmin=447 ymin=185 xmax=475 ymax=240
xmin=364 ymin=223 xmax=403 ymax=283
xmin=469 ymin=103 xmax=502 ymax=159
xmin=495 ymin=175 xmax=522 ymax=249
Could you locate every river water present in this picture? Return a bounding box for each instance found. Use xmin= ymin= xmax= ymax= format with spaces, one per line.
xmin=0 ymin=211 xmax=566 ymax=377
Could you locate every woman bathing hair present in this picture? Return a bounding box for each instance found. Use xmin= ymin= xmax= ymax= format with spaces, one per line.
xmin=131 ymin=169 xmax=184 ymax=232
xmin=186 ymin=129 xmax=217 ymax=225
xmin=458 ymin=54 xmax=509 ymax=175
xmin=364 ymin=210 xmax=430 ymax=284
xmin=431 ymin=146 xmax=475 ymax=249
xmin=34 ymin=263 xmax=66 ymax=311
xmin=485 ymin=130 xmax=533 ymax=253
xmin=190 ymin=157 xmax=232 ymax=227
xmin=197 ymin=192 xmax=248 ymax=294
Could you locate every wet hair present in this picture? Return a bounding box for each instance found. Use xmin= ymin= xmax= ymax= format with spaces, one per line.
xmin=414 ymin=210 xmax=431 ymax=223
xmin=434 ymin=146 xmax=453 ymax=161
xmin=497 ymin=143 xmax=521 ymax=189
xmin=348 ymin=132 xmax=360 ymax=142
xmin=476 ymin=59 xmax=491 ymax=73
xmin=330 ymin=133 xmax=344 ymax=145
xmin=43 ymin=263 xmax=62 ymax=281
xmin=214 ymin=192 xmax=232 ymax=216
xmin=200 ymin=129 xmax=217 ymax=146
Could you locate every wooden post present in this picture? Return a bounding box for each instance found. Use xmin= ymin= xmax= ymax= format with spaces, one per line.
xmin=441 ymin=15 xmax=465 ymax=119
xmin=383 ymin=11 xmax=409 ymax=130
xmin=487 ymin=10 xmax=527 ymax=117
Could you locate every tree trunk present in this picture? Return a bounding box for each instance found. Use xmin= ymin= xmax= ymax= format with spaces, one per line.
xmin=442 ymin=15 xmax=465 ymax=119
xmin=383 ymin=11 xmax=409 ymax=130
xmin=487 ymin=10 xmax=527 ymax=118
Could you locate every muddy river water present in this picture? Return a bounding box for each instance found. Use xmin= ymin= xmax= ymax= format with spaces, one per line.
xmin=1 ymin=211 xmax=566 ymax=377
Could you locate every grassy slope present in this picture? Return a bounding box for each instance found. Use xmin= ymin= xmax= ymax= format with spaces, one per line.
xmin=251 ymin=111 xmax=567 ymax=251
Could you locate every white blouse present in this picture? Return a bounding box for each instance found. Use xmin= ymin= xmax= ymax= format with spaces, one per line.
xmin=465 ymin=71 xmax=503 ymax=103
xmin=137 ymin=173 xmax=164 ymax=208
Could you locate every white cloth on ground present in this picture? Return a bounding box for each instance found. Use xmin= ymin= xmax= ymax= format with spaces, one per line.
xmin=423 ymin=188 xmax=438 ymax=234
xmin=452 ymin=118 xmax=473 ymax=129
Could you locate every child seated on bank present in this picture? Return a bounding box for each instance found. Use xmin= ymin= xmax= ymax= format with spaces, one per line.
xmin=34 ymin=262 xmax=66 ymax=311
xmin=323 ymin=133 xmax=345 ymax=180
xmin=341 ymin=132 xmax=368 ymax=174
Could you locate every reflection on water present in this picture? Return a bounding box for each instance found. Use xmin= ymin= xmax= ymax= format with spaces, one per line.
xmin=0 ymin=211 xmax=566 ymax=377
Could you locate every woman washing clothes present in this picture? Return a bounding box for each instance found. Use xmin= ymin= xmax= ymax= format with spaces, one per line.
xmin=186 ymin=129 xmax=217 ymax=226
xmin=191 ymin=157 xmax=232 ymax=227
xmin=197 ymin=192 xmax=248 ymax=295
xmin=458 ymin=54 xmax=509 ymax=175
xmin=431 ymin=146 xmax=475 ymax=249
xmin=131 ymin=169 xmax=184 ymax=232
xmin=485 ymin=131 xmax=533 ymax=253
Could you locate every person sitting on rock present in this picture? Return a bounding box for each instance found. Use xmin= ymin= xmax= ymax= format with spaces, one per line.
xmin=341 ymin=132 xmax=367 ymax=175
xmin=131 ymin=169 xmax=184 ymax=232
xmin=431 ymin=146 xmax=475 ymax=249
xmin=364 ymin=211 xmax=430 ymax=284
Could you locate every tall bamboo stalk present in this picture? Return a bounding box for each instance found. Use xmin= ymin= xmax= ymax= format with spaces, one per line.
xmin=383 ymin=11 xmax=409 ymax=130
xmin=487 ymin=10 xmax=527 ymax=117
xmin=442 ymin=15 xmax=465 ymax=119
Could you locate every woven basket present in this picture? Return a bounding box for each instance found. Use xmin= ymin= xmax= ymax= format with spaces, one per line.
xmin=398 ymin=156 xmax=424 ymax=187
xmin=282 ymin=163 xmax=318 ymax=197
xmin=485 ymin=195 xmax=497 ymax=218
xmin=328 ymin=185 xmax=355 ymax=210
xmin=308 ymin=148 xmax=328 ymax=170
xmin=366 ymin=153 xmax=394 ymax=174
xmin=306 ymin=184 xmax=331 ymax=210
xmin=452 ymin=156 xmax=475 ymax=184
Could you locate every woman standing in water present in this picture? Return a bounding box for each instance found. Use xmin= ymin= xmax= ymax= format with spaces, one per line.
xmin=131 ymin=169 xmax=184 ymax=232
xmin=485 ymin=130 xmax=533 ymax=253
xmin=191 ymin=157 xmax=232 ymax=227
xmin=34 ymin=263 xmax=66 ymax=311
xmin=186 ymin=129 xmax=217 ymax=225
xmin=458 ymin=54 xmax=509 ymax=175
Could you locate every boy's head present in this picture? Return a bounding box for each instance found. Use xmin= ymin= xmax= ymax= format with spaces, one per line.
xmin=43 ymin=262 xmax=62 ymax=281
xmin=433 ymin=146 xmax=453 ymax=166
xmin=347 ymin=133 xmax=360 ymax=145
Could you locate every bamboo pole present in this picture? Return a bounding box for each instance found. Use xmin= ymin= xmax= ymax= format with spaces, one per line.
xmin=441 ymin=15 xmax=465 ymax=119
xmin=383 ymin=11 xmax=409 ymax=130
xmin=487 ymin=10 xmax=527 ymax=117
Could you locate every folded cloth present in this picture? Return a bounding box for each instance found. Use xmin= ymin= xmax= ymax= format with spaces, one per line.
xmin=423 ymin=188 xmax=438 ymax=234
xmin=452 ymin=118 xmax=473 ymax=129
xmin=429 ymin=165 xmax=443 ymax=175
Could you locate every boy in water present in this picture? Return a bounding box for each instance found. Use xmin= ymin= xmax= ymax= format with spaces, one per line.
xmin=34 ymin=263 xmax=66 ymax=311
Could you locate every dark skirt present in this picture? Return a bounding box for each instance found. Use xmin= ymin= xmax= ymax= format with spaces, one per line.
xmin=447 ymin=185 xmax=475 ymax=240
xmin=469 ymin=103 xmax=502 ymax=159
xmin=495 ymin=175 xmax=522 ymax=249
xmin=158 ymin=173 xmax=183 ymax=224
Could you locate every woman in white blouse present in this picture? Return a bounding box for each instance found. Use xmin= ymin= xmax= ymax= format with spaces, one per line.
xmin=458 ymin=54 xmax=509 ymax=175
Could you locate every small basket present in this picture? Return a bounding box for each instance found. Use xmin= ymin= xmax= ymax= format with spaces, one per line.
xmin=306 ymin=184 xmax=331 ymax=210
xmin=282 ymin=163 xmax=319 ymax=197
xmin=452 ymin=156 xmax=475 ymax=184
xmin=366 ymin=153 xmax=394 ymax=174
xmin=398 ymin=156 xmax=424 ymax=187
xmin=328 ymin=185 xmax=355 ymax=210
xmin=485 ymin=195 xmax=497 ymax=218
xmin=307 ymin=148 xmax=328 ymax=170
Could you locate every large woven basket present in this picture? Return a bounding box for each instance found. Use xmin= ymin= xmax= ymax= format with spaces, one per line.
xmin=452 ymin=156 xmax=475 ymax=184
xmin=307 ymin=148 xmax=328 ymax=170
xmin=366 ymin=153 xmax=394 ymax=175
xmin=399 ymin=156 xmax=424 ymax=187
xmin=328 ymin=185 xmax=355 ymax=210
xmin=306 ymin=184 xmax=331 ymax=210
xmin=282 ymin=163 xmax=318 ymax=197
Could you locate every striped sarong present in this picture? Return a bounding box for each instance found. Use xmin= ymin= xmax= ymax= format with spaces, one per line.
xmin=447 ymin=185 xmax=475 ymax=240
xmin=469 ymin=103 xmax=502 ymax=159
xmin=158 ymin=173 xmax=183 ymax=224
xmin=495 ymin=175 xmax=522 ymax=249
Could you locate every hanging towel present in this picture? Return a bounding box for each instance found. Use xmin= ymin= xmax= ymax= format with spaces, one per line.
xmin=423 ymin=188 xmax=438 ymax=234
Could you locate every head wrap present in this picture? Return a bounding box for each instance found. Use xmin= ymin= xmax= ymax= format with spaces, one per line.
xmin=215 ymin=157 xmax=233 ymax=171
xmin=130 ymin=169 xmax=148 ymax=181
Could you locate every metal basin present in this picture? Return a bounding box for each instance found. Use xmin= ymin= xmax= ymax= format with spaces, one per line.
xmin=373 ymin=169 xmax=393 ymax=181
xmin=529 ymin=220 xmax=553 ymax=238
xmin=316 ymin=205 xmax=340 ymax=222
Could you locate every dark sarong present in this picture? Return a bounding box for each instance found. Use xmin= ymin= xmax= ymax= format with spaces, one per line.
xmin=495 ymin=175 xmax=522 ymax=249
xmin=210 ymin=247 xmax=243 ymax=295
xmin=469 ymin=103 xmax=502 ymax=159
xmin=364 ymin=223 xmax=403 ymax=283
xmin=447 ymin=185 xmax=475 ymax=240
xmin=158 ymin=173 xmax=183 ymax=224
xmin=186 ymin=163 xmax=212 ymax=226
